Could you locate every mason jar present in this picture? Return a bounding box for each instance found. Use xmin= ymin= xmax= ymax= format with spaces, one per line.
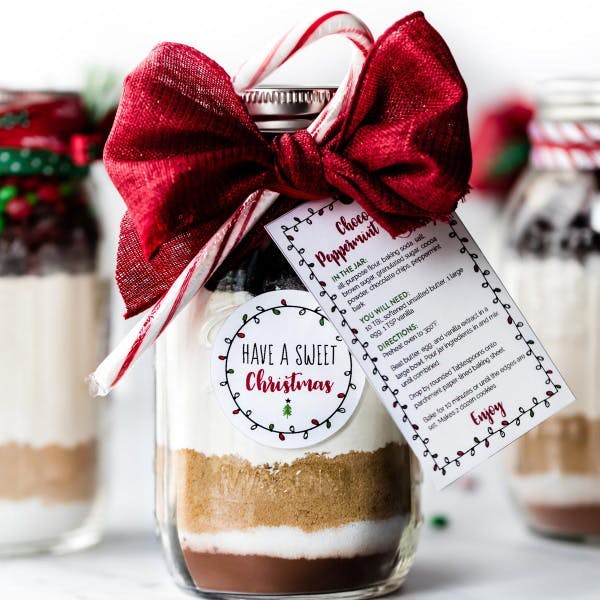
xmin=0 ymin=91 xmax=108 ymax=554
xmin=503 ymin=80 xmax=600 ymax=539
xmin=155 ymin=88 xmax=422 ymax=598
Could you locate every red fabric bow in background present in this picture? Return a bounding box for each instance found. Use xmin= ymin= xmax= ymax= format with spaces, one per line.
xmin=105 ymin=12 xmax=472 ymax=317
xmin=0 ymin=91 xmax=114 ymax=167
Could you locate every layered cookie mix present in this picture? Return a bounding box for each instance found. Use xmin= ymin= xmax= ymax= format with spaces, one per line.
xmin=156 ymin=288 xmax=421 ymax=594
xmin=0 ymin=173 xmax=103 ymax=548
xmin=505 ymin=257 xmax=600 ymax=536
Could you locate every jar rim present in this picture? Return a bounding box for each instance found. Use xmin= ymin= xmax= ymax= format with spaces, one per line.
xmin=0 ymin=89 xmax=81 ymax=110
xmin=243 ymin=86 xmax=337 ymax=132
xmin=537 ymin=79 xmax=600 ymax=121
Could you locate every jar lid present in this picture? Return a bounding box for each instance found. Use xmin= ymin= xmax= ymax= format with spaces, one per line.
xmin=0 ymin=89 xmax=96 ymax=178
xmin=0 ymin=89 xmax=80 ymax=109
xmin=243 ymin=87 xmax=337 ymax=132
xmin=537 ymin=79 xmax=600 ymax=121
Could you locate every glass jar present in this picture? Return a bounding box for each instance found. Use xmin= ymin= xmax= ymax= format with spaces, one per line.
xmin=0 ymin=91 xmax=107 ymax=554
xmin=503 ymin=80 xmax=600 ymax=539
xmin=155 ymin=89 xmax=422 ymax=598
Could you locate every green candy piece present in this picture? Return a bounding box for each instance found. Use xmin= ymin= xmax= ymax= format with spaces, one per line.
xmin=429 ymin=514 xmax=449 ymax=529
xmin=0 ymin=185 xmax=18 ymax=205
xmin=59 ymin=181 xmax=74 ymax=197
xmin=0 ymin=214 xmax=4 ymax=234
xmin=25 ymin=192 xmax=38 ymax=205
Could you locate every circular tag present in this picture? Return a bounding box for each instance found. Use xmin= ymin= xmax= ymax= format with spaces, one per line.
xmin=211 ymin=290 xmax=365 ymax=448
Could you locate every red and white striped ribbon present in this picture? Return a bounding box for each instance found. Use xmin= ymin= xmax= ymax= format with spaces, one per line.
xmin=89 ymin=11 xmax=374 ymax=396
xmin=529 ymin=121 xmax=600 ymax=169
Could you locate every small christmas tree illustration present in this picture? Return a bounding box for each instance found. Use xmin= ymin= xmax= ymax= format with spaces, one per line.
xmin=283 ymin=399 xmax=292 ymax=418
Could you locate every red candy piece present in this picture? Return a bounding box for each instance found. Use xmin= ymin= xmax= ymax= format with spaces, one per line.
xmin=5 ymin=196 xmax=32 ymax=220
xmin=37 ymin=184 xmax=63 ymax=203
xmin=21 ymin=177 xmax=42 ymax=192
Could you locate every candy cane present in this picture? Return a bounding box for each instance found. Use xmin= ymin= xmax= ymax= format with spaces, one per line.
xmin=529 ymin=121 xmax=600 ymax=169
xmin=89 ymin=11 xmax=374 ymax=396
xmin=232 ymin=11 xmax=372 ymax=92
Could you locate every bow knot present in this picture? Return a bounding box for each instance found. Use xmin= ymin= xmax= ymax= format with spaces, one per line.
xmin=271 ymin=129 xmax=328 ymax=199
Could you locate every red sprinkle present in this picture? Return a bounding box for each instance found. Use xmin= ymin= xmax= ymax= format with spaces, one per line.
xmin=37 ymin=184 xmax=63 ymax=203
xmin=21 ymin=177 xmax=41 ymax=192
xmin=5 ymin=197 xmax=32 ymax=220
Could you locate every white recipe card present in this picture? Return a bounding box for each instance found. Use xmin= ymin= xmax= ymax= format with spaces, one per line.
xmin=266 ymin=198 xmax=575 ymax=488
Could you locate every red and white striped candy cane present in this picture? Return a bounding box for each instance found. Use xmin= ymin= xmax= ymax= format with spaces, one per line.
xmin=90 ymin=11 xmax=374 ymax=396
xmin=529 ymin=120 xmax=600 ymax=170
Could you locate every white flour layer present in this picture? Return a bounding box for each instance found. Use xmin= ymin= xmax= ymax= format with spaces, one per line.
xmin=504 ymin=256 xmax=600 ymax=419
xmin=180 ymin=515 xmax=407 ymax=559
xmin=0 ymin=498 xmax=93 ymax=545
xmin=510 ymin=473 xmax=600 ymax=505
xmin=0 ymin=273 xmax=103 ymax=447
xmin=156 ymin=289 xmax=405 ymax=465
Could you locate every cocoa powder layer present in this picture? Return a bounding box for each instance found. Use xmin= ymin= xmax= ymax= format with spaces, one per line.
xmin=513 ymin=416 xmax=600 ymax=475
xmin=175 ymin=442 xmax=414 ymax=533
xmin=0 ymin=441 xmax=97 ymax=501
xmin=524 ymin=503 xmax=600 ymax=537
xmin=182 ymin=549 xmax=399 ymax=594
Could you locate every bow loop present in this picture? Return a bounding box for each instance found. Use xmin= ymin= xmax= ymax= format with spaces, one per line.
xmin=106 ymin=12 xmax=471 ymax=317
xmin=270 ymin=130 xmax=329 ymax=199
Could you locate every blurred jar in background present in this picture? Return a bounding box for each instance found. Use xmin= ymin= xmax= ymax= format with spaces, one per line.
xmin=503 ymin=80 xmax=600 ymax=539
xmin=0 ymin=91 xmax=108 ymax=554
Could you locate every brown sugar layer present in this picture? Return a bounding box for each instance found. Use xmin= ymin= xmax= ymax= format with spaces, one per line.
xmin=175 ymin=442 xmax=414 ymax=533
xmin=181 ymin=549 xmax=399 ymax=594
xmin=513 ymin=416 xmax=600 ymax=475
xmin=524 ymin=503 xmax=600 ymax=537
xmin=0 ymin=441 xmax=97 ymax=501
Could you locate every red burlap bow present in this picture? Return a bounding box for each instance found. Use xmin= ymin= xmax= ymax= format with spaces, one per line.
xmin=105 ymin=12 xmax=471 ymax=317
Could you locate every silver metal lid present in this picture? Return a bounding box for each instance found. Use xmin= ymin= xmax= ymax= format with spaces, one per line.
xmin=537 ymin=79 xmax=600 ymax=121
xmin=0 ymin=89 xmax=79 ymax=109
xmin=243 ymin=87 xmax=337 ymax=132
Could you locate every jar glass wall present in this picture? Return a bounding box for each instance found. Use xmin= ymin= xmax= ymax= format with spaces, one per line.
xmin=155 ymin=88 xmax=422 ymax=598
xmin=0 ymin=91 xmax=108 ymax=554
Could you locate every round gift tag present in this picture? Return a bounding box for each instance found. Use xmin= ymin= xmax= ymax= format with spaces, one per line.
xmin=211 ymin=290 xmax=365 ymax=448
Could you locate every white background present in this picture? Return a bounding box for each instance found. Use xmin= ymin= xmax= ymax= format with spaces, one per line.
xmin=2 ymin=0 xmax=600 ymax=108
xmin=2 ymin=0 xmax=598 ymax=394
xmin=1 ymin=2 xmax=600 ymax=597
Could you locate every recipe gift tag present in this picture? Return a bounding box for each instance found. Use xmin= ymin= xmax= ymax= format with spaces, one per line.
xmin=266 ymin=198 xmax=575 ymax=488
